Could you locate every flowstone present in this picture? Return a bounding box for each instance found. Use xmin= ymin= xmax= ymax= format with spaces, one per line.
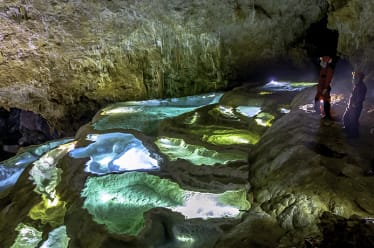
xmin=1 ymin=83 xmax=328 ymax=247
xmin=0 ymin=138 xmax=74 ymax=192
xmin=69 ymin=133 xmax=161 ymax=175
xmin=155 ymin=136 xmax=247 ymax=165
xmin=81 ymin=172 xmax=250 ymax=236
xmin=92 ymin=93 xmax=223 ymax=135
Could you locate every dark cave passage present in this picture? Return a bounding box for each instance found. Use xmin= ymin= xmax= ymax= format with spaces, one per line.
xmin=0 ymin=108 xmax=59 ymax=161
xmin=304 ymin=16 xmax=338 ymax=59
xmin=229 ymin=15 xmax=340 ymax=88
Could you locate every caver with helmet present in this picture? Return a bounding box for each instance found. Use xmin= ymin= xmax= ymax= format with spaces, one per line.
xmin=342 ymin=71 xmax=367 ymax=138
xmin=314 ymin=55 xmax=335 ymax=119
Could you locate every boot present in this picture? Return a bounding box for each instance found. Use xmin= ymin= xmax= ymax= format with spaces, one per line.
xmin=323 ymin=101 xmax=331 ymax=119
xmin=314 ymin=100 xmax=321 ymax=114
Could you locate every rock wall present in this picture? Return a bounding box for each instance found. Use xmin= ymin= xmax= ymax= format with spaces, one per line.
xmin=0 ymin=0 xmax=329 ymax=133
xmin=328 ymin=0 xmax=374 ymax=76
xmin=2 ymin=0 xmax=373 ymax=135
xmin=240 ymin=86 xmax=374 ymax=247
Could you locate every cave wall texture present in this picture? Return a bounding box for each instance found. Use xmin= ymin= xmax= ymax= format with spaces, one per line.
xmin=328 ymin=0 xmax=374 ymax=72
xmin=0 ymin=0 xmax=372 ymax=133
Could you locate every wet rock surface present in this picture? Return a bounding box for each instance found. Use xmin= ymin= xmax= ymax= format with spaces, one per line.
xmin=243 ymin=82 xmax=374 ymax=247
xmin=0 ymin=79 xmax=373 ymax=247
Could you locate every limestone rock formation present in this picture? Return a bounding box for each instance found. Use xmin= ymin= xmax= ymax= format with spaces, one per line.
xmin=1 ymin=0 xmax=374 ymax=247
xmin=1 ymin=0 xmax=331 ymax=134
xmin=328 ymin=0 xmax=374 ymax=75
xmin=219 ymin=83 xmax=374 ymax=247
xmin=1 ymin=78 xmax=373 ymax=247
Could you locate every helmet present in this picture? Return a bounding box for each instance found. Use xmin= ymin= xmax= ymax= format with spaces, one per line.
xmin=320 ymin=56 xmax=332 ymax=63
xmin=352 ymin=71 xmax=365 ymax=80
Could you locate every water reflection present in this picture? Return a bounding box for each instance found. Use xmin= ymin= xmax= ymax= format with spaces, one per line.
xmin=93 ymin=93 xmax=223 ymax=135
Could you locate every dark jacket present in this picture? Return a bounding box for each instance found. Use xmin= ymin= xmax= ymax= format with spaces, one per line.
xmin=348 ymin=80 xmax=367 ymax=109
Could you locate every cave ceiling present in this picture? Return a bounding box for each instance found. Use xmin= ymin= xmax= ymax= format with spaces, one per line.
xmin=0 ymin=0 xmax=372 ymax=132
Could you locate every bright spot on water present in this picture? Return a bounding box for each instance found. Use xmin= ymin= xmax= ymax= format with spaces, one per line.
xmin=69 ymin=133 xmax=160 ymax=175
xmin=236 ymin=106 xmax=262 ymax=117
xmin=173 ymin=191 xmax=241 ymax=219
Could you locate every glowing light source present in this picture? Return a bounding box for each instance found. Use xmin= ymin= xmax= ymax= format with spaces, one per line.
xmin=262 ymin=80 xmax=316 ymax=92
xmin=176 ymin=235 xmax=195 ymax=243
xmin=81 ymin=172 xmax=250 ymax=236
xmin=69 ymin=133 xmax=160 ymax=175
xmin=155 ymin=137 xmax=246 ymax=165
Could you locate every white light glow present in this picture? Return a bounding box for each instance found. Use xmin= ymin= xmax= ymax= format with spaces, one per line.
xmin=70 ymin=133 xmax=160 ymax=175
xmin=255 ymin=118 xmax=267 ymax=127
xmin=254 ymin=112 xmax=274 ymax=127
xmin=364 ymin=217 xmax=374 ymax=224
xmin=216 ymin=105 xmax=237 ymax=119
xmin=236 ymin=106 xmax=262 ymax=117
xmin=176 ymin=235 xmax=195 ymax=243
xmin=267 ymin=80 xmax=284 ymax=86
xmin=47 ymin=195 xmax=60 ymax=207
xmin=101 ymin=106 xmax=142 ymax=115
xmin=261 ymin=80 xmax=315 ymax=92
xmin=172 ymin=191 xmax=240 ymax=219
xmin=112 ymin=147 xmax=159 ymax=171
xmin=280 ymin=108 xmax=290 ymax=113
xmin=99 ymin=192 xmax=113 ymax=203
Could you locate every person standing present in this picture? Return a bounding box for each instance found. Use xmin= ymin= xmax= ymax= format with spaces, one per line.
xmin=342 ymin=71 xmax=367 ymax=138
xmin=314 ymin=56 xmax=335 ymax=119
